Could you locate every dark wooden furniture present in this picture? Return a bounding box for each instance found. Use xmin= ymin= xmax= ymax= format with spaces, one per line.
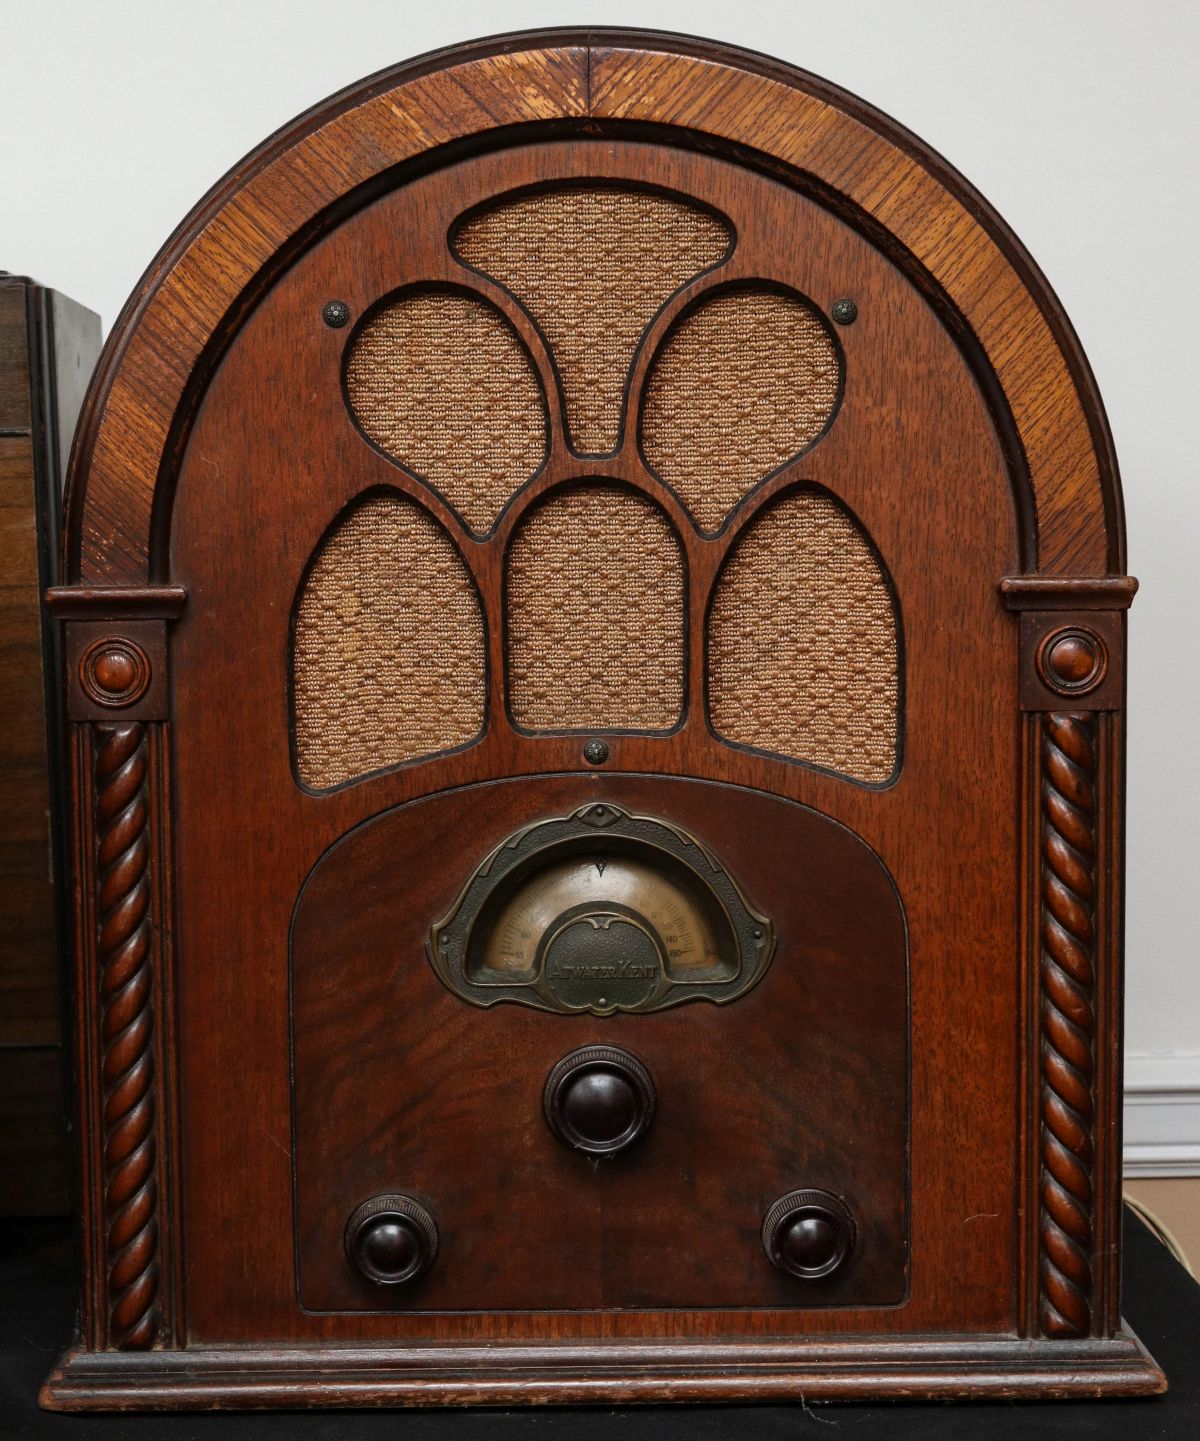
xmin=40 ymin=29 xmax=1163 ymax=1409
xmin=0 ymin=275 xmax=100 ymax=1216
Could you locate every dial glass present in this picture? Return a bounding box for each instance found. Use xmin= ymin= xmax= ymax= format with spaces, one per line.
xmin=477 ymin=853 xmax=727 ymax=982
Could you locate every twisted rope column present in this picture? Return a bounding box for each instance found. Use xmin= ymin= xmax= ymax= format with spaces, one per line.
xmin=93 ymin=721 xmax=160 ymax=1349
xmin=1038 ymin=712 xmax=1098 ymax=1337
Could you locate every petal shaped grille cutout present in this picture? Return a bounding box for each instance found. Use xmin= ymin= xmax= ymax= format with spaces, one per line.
xmin=643 ymin=288 xmax=841 ymax=530
xmin=506 ymin=485 xmax=685 ymax=732
xmin=708 ymin=490 xmax=898 ymax=781
xmin=292 ymin=493 xmax=485 ymax=788
xmin=455 ymin=186 xmax=730 ymax=454
xmin=345 ymin=288 xmax=547 ymax=532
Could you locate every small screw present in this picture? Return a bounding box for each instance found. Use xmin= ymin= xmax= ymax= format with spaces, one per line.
xmin=831 ymin=298 xmax=858 ymax=325
xmin=323 ymin=299 xmax=350 ymax=328
xmin=583 ymin=740 xmax=610 ymax=766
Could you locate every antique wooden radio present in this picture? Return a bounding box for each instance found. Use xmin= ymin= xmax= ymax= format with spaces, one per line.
xmin=42 ymin=29 xmax=1164 ymax=1409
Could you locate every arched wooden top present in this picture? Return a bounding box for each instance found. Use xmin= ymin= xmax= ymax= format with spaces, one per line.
xmin=64 ymin=27 xmax=1125 ymax=583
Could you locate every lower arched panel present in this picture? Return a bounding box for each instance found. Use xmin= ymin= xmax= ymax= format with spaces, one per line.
xmin=291 ymin=775 xmax=908 ymax=1313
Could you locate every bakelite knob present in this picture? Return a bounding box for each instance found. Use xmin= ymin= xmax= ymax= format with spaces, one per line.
xmin=762 ymin=1189 xmax=856 ymax=1280
xmin=344 ymin=1194 xmax=438 ymax=1286
xmin=544 ymin=1045 xmax=656 ymax=1156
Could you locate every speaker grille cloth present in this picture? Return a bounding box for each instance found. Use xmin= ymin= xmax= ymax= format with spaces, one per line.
xmin=345 ymin=290 xmax=546 ymax=532
xmin=708 ymin=491 xmax=897 ymax=781
xmin=642 ymin=289 xmax=840 ymax=531
xmin=293 ymin=494 xmax=485 ymax=788
xmin=507 ymin=486 xmax=684 ymax=731
xmin=454 ymin=187 xmax=730 ymax=454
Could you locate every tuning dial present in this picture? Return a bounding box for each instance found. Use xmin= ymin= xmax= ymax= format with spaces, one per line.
xmin=762 ymin=1189 xmax=856 ymax=1280
xmin=544 ymin=1045 xmax=656 ymax=1156
xmin=344 ymin=1194 xmax=438 ymax=1286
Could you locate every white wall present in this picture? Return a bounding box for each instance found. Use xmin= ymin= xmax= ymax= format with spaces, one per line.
xmin=3 ymin=1 xmax=1197 ymax=1148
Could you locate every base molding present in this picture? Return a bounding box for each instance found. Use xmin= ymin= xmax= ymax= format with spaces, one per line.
xmin=42 ymin=1328 xmax=1166 ymax=1410
xmin=1123 ymin=1050 xmax=1200 ymax=1176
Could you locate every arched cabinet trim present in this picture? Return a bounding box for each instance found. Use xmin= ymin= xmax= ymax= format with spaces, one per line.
xmin=61 ymin=31 xmax=1125 ymax=584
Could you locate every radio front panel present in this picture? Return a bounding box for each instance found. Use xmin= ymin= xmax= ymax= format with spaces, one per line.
xmin=44 ymin=29 xmax=1159 ymax=1408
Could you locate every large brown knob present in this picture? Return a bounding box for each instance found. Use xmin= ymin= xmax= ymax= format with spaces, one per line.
xmin=762 ymin=1189 xmax=855 ymax=1280
xmin=344 ymin=1194 xmax=438 ymax=1286
xmin=544 ymin=1045 xmax=656 ymax=1156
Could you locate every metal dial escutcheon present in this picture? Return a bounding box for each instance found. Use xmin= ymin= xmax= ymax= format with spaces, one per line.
xmin=344 ymin=1194 xmax=438 ymax=1286
xmin=428 ymin=804 xmax=775 ymax=1017
xmin=544 ymin=1045 xmax=656 ymax=1156
xmin=762 ymin=1189 xmax=856 ymax=1280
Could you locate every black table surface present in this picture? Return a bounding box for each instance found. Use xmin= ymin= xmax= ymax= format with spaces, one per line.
xmin=2 ymin=1206 xmax=1197 ymax=1439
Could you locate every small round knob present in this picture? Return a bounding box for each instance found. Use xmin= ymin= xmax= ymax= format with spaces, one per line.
xmin=544 ymin=1045 xmax=656 ymax=1156
xmin=344 ymin=1194 xmax=438 ymax=1286
xmin=762 ymin=1189 xmax=856 ymax=1280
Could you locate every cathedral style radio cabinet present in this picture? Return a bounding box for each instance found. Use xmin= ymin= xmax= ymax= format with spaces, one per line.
xmin=42 ymin=29 xmax=1164 ymax=1409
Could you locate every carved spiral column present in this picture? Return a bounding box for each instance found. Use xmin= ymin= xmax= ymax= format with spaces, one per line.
xmin=93 ymin=721 xmax=160 ymax=1349
xmin=1037 ymin=711 xmax=1098 ymax=1337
